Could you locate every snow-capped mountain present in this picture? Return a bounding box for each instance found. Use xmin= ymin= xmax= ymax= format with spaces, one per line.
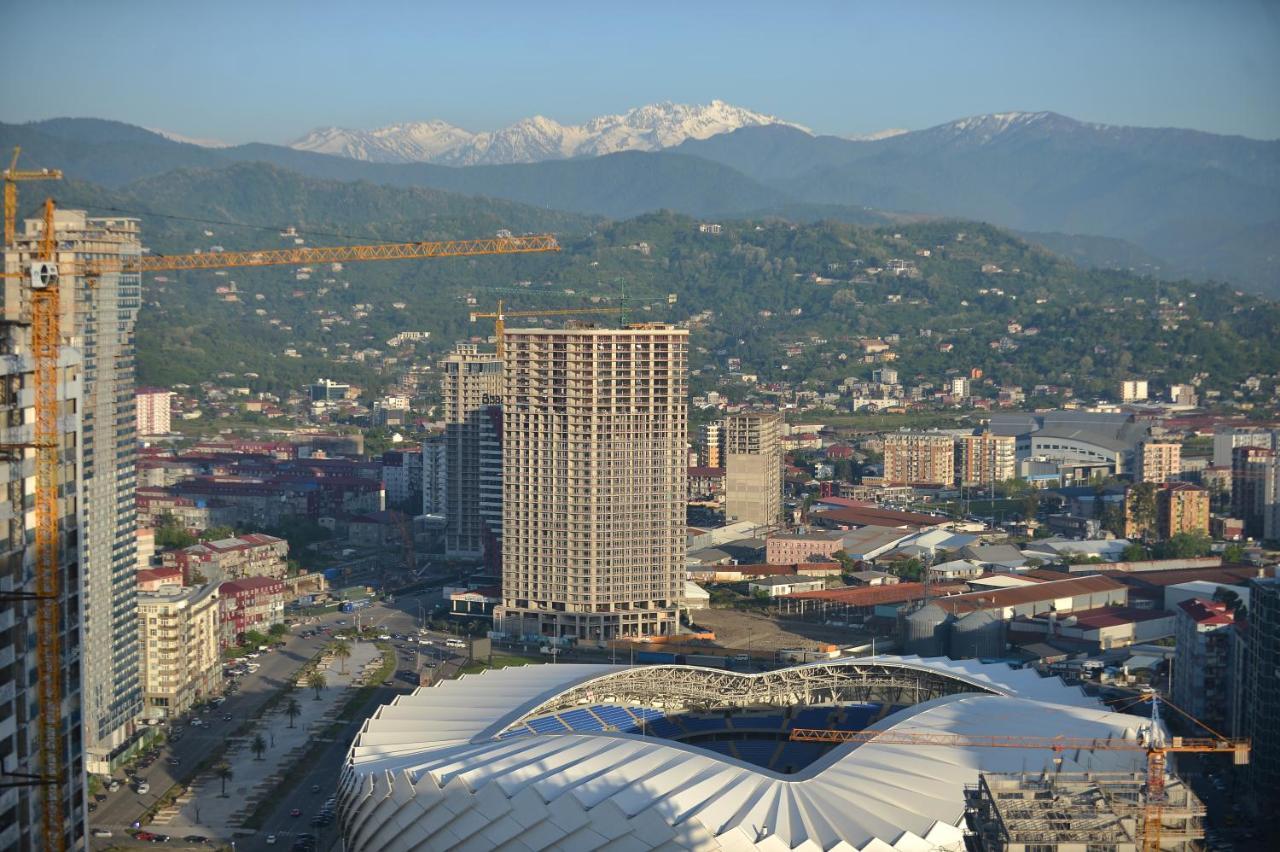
xmin=289 ymin=101 xmax=810 ymax=165
xmin=917 ymin=111 xmax=1102 ymax=144
xmin=845 ymin=128 xmax=909 ymax=142
xmin=148 ymin=128 xmax=231 ymax=148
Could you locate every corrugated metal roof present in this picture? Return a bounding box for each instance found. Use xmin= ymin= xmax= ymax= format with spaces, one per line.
xmin=936 ymin=574 xmax=1126 ymax=614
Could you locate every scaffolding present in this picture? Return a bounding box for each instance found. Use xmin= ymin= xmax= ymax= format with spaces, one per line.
xmin=966 ymin=771 xmax=1206 ymax=852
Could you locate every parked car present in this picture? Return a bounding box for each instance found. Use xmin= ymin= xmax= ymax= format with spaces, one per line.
xmin=91 ymin=828 xmax=113 ymax=838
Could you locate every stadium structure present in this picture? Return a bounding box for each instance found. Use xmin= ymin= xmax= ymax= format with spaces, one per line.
xmin=337 ymin=655 xmax=1205 ymax=850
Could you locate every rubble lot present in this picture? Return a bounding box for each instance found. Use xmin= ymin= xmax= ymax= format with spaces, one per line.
xmin=689 ymin=607 xmax=874 ymax=653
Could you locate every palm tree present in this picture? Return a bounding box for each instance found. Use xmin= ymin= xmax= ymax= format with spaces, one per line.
xmin=330 ymin=639 xmax=352 ymax=675
xmin=307 ymin=671 xmax=327 ymax=700
xmin=284 ymin=697 xmax=301 ymax=729
xmin=251 ymin=732 xmax=267 ymax=760
xmin=216 ymin=763 xmax=233 ymax=797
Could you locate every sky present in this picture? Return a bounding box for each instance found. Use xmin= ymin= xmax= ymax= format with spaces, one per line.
xmin=3 ymin=0 xmax=1278 ymax=143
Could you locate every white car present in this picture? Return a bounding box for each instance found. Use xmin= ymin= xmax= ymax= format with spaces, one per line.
xmin=265 ymin=834 xmax=277 ymax=845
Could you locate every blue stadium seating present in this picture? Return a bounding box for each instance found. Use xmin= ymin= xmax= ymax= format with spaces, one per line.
xmin=593 ymin=705 xmax=639 ymax=732
xmin=559 ymin=709 xmax=605 ymax=732
xmin=678 ymin=715 xmax=729 ymax=735
xmin=732 ymin=714 xmax=784 ymax=731
xmin=526 ymin=715 xmax=570 ymax=734
xmin=789 ymin=708 xmax=831 ymax=730
xmin=771 ymin=741 xmax=829 ymax=772
xmin=831 ymin=703 xmax=880 ymax=731
xmin=732 ymin=739 xmax=778 ymax=768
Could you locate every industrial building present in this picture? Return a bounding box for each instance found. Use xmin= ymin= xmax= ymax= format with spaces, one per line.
xmin=901 ymin=574 xmax=1129 ymax=658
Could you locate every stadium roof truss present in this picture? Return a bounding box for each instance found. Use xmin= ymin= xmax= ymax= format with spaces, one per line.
xmin=514 ymin=657 xmax=1021 ymax=721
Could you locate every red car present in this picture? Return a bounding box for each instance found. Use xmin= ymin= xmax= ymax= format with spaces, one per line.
xmin=290 ymin=808 xmax=302 ymax=817
xmin=133 ymin=831 xmax=156 ymax=841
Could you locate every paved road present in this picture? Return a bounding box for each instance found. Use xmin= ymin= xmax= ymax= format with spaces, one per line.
xmin=87 ymin=602 xmax=432 ymax=844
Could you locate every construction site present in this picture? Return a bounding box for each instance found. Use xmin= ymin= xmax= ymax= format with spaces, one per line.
xmin=966 ymin=771 xmax=1206 ymax=852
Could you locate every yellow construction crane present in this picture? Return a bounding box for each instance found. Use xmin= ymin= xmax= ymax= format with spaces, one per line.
xmin=790 ymin=697 xmax=1249 ymax=852
xmin=3 ymin=195 xmax=558 ymax=850
xmin=469 ymin=299 xmax=626 ymax=357
xmin=3 ymin=147 xmax=62 ymax=246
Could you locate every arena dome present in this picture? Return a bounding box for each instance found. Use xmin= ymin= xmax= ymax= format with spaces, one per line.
xmin=337 ymin=655 xmax=1154 ymax=851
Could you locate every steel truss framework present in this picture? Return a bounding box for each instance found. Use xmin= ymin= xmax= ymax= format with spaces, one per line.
xmin=965 ymin=771 xmax=1205 ymax=850
xmin=511 ymin=660 xmax=1007 ymax=722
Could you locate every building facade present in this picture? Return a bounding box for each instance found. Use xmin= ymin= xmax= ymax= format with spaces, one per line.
xmin=1118 ymin=379 xmax=1148 ymax=401
xmin=218 ymin=577 xmax=287 ymax=644
xmin=883 ymin=432 xmax=955 ymax=486
xmin=724 ymin=411 xmax=783 ymax=526
xmin=381 ymin=447 xmax=424 ymax=512
xmin=1157 ymin=482 xmax=1210 ymax=539
xmin=699 ymin=419 xmax=725 ymax=468
xmin=162 ymin=533 xmax=289 ymax=584
xmin=1172 ymin=597 xmax=1236 ymax=733
xmin=26 ymin=211 xmax=143 ymax=774
xmin=497 ymin=325 xmax=687 ymax=641
xmin=0 ymin=251 xmax=89 ymax=847
xmin=135 ymin=387 xmax=172 ymax=436
xmin=440 ymin=343 xmax=502 ymax=560
xmin=421 ymin=435 xmax=447 ymax=516
xmin=1231 ymin=446 xmax=1279 ymax=540
xmin=137 ymin=580 xmax=222 ymax=720
xmin=955 ymin=432 xmax=1016 ymax=488
xmin=1212 ymin=426 xmax=1275 ymax=468
xmin=1135 ymin=440 xmax=1181 ymax=484
xmin=1241 ymin=577 xmax=1280 ymax=825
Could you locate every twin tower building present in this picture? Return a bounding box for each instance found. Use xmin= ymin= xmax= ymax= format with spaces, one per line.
xmin=442 ymin=324 xmax=690 ymax=642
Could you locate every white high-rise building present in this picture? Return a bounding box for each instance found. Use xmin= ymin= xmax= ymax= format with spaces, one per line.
xmin=497 ymin=324 xmax=688 ymax=641
xmin=14 ymin=210 xmax=142 ymax=774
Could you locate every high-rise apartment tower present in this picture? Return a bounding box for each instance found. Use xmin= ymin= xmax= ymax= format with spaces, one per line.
xmin=497 ymin=324 xmax=687 ymax=640
xmin=724 ymin=411 xmax=783 ymax=526
xmin=440 ymin=343 xmax=502 ymax=560
xmin=15 ymin=211 xmax=143 ymax=774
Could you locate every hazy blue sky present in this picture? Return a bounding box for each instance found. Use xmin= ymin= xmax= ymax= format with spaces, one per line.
xmin=4 ymin=1 xmax=1277 ymax=143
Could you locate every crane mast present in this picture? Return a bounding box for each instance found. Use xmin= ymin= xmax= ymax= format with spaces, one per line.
xmin=3 ymin=187 xmax=558 ymax=850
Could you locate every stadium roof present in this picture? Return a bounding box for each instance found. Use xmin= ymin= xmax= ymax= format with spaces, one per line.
xmin=338 ymin=656 xmax=1152 ymax=851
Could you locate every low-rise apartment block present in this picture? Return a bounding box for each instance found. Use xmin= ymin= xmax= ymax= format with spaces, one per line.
xmin=137 ymin=576 xmax=222 ymax=720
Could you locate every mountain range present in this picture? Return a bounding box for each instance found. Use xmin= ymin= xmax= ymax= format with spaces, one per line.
xmin=2 ymin=105 xmax=1276 ymax=296
xmin=287 ymin=100 xmax=808 ymax=165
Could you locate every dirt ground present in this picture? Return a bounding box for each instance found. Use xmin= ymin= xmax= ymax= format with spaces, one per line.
xmin=689 ymin=607 xmax=873 ymax=653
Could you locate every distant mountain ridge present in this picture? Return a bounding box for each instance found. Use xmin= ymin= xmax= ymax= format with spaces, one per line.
xmin=288 ymin=100 xmax=810 ymax=165
xmin=4 ymin=110 xmax=1277 ymax=296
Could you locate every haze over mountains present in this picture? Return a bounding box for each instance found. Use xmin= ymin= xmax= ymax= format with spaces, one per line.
xmin=2 ymin=102 xmax=1276 ymax=296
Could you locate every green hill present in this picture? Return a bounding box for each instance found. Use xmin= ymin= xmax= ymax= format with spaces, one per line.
xmin=30 ymin=164 xmax=1273 ymax=402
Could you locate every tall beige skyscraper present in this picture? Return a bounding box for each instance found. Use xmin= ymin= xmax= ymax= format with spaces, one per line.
xmin=440 ymin=343 xmax=502 ymax=560
xmin=497 ymin=324 xmax=688 ymax=641
xmin=724 ymin=411 xmax=783 ymax=526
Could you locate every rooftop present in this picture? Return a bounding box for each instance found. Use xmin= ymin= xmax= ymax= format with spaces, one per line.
xmin=1177 ymin=597 xmax=1236 ymax=626
xmin=936 ymin=575 xmax=1126 ymax=614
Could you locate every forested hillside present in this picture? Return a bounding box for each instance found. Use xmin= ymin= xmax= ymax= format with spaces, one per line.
xmin=33 ymin=164 xmax=1277 ymax=402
